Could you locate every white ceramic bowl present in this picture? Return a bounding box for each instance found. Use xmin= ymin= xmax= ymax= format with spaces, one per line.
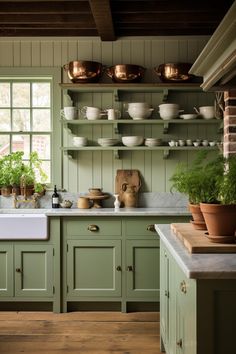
xmin=179 ymin=113 xmax=198 ymax=120
xmin=159 ymin=103 xmax=180 ymax=120
xmin=98 ymin=138 xmax=119 ymax=146
xmin=127 ymin=102 xmax=153 ymax=120
xmin=122 ymin=136 xmax=144 ymax=147
xmin=73 ymin=136 xmax=87 ymax=147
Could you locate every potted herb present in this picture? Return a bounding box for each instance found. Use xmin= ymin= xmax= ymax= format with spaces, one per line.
xmin=200 ymin=154 xmax=236 ymax=242
xmin=0 ymin=155 xmax=12 ymax=196
xmin=9 ymin=151 xmax=24 ymax=195
xmin=170 ymin=151 xmax=210 ymax=229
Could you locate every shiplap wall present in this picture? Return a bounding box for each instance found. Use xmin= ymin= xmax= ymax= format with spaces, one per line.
xmin=0 ymin=36 xmax=219 ymax=193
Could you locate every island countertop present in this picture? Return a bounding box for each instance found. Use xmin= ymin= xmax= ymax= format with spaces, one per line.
xmin=155 ymin=223 xmax=236 ymax=280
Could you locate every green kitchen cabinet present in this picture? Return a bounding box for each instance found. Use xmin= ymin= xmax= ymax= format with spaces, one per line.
xmin=0 ymin=244 xmax=14 ymax=297
xmin=0 ymin=217 xmax=61 ymax=312
xmin=126 ymin=240 xmax=159 ymax=299
xmin=67 ymin=239 xmax=122 ymax=297
xmin=160 ymin=240 xmax=199 ymax=354
xmin=0 ymin=244 xmax=54 ymax=298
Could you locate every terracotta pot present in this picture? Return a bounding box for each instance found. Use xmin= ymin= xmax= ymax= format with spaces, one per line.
xmin=20 ymin=185 xmax=34 ymax=197
xmin=12 ymin=185 xmax=20 ymax=195
xmin=200 ymin=203 xmax=236 ymax=242
xmin=1 ymin=186 xmax=12 ymax=197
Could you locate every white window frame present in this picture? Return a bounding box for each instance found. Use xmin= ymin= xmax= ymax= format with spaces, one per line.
xmin=0 ymin=67 xmax=61 ymax=188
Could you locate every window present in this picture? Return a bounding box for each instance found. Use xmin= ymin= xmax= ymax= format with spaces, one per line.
xmin=0 ymin=73 xmax=60 ymax=186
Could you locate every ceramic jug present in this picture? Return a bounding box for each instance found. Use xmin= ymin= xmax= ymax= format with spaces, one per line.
xmin=121 ymin=183 xmax=138 ymax=207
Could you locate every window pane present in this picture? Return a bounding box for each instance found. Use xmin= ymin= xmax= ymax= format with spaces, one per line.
xmin=12 ymin=134 xmax=30 ymax=159
xmin=0 ymin=109 xmax=11 ymax=131
xmin=0 ymin=135 xmax=10 ymax=156
xmin=12 ymin=109 xmax=30 ymax=131
xmin=41 ymin=161 xmax=50 ymax=183
xmin=32 ymin=83 xmax=50 ymax=107
xmin=32 ymin=134 xmax=50 ymax=159
xmin=12 ymin=83 xmax=30 ymax=107
xmin=0 ymin=83 xmax=10 ymax=107
xmin=32 ymin=109 xmax=51 ymax=131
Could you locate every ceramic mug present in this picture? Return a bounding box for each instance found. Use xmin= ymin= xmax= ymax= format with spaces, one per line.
xmin=194 ymin=106 xmax=215 ymax=119
xmin=80 ymin=106 xmax=103 ymax=120
xmin=106 ymin=108 xmax=121 ymax=120
xmin=77 ymin=197 xmax=90 ymax=209
xmin=61 ymin=106 xmax=78 ymax=120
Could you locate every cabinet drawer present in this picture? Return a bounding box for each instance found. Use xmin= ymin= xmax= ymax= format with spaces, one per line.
xmin=125 ymin=217 xmax=159 ymax=238
xmin=64 ymin=217 xmax=122 ymax=238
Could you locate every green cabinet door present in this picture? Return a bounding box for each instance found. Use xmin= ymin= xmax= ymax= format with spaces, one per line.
xmin=0 ymin=244 xmax=14 ymax=297
xmin=67 ymin=240 xmax=122 ymax=297
xmin=175 ymin=263 xmax=196 ymax=354
xmin=126 ymin=240 xmax=159 ymax=299
xmin=160 ymin=244 xmax=170 ymax=352
xmin=14 ymin=244 xmax=54 ymax=297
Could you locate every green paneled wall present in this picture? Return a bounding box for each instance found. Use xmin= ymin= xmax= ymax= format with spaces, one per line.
xmin=0 ymin=36 xmax=220 ymax=193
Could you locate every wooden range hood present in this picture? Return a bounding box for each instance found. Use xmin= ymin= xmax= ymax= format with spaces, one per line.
xmin=190 ymin=1 xmax=236 ymax=91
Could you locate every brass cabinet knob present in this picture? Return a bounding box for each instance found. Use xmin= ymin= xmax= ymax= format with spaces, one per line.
xmin=116 ymin=266 xmax=122 ymax=271
xmin=127 ymin=266 xmax=133 ymax=272
xmin=176 ymin=339 xmax=183 ymax=348
xmin=180 ymin=280 xmax=187 ymax=294
xmin=87 ymin=224 xmax=99 ymax=232
xmin=147 ymin=224 xmax=155 ymax=232
xmin=16 ymin=268 xmax=22 ymax=273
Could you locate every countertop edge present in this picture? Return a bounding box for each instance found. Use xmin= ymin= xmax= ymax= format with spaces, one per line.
xmin=155 ymin=224 xmax=236 ymax=280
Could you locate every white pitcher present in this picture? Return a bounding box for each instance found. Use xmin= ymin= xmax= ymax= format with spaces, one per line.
xmin=106 ymin=108 xmax=121 ymax=120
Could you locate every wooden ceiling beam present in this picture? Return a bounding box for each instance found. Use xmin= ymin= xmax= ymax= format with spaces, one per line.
xmin=0 ymin=14 xmax=95 ymax=24
xmin=89 ymin=0 xmax=115 ymax=41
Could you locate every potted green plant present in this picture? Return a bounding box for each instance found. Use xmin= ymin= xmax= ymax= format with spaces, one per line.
xmin=0 ymin=154 xmax=12 ymax=196
xmin=9 ymin=151 xmax=24 ymax=195
xmin=200 ymin=154 xmax=236 ymax=243
xmin=170 ymin=151 xmax=211 ymax=229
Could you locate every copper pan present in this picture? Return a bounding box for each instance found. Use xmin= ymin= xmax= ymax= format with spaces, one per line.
xmin=63 ymin=60 xmax=103 ymax=83
xmin=154 ymin=63 xmax=195 ymax=83
xmin=106 ymin=64 xmax=145 ymax=83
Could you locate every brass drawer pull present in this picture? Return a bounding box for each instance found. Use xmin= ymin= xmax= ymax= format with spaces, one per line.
xmin=147 ymin=224 xmax=155 ymax=232
xmin=16 ymin=268 xmax=22 ymax=273
xmin=127 ymin=265 xmax=133 ymax=272
xmin=87 ymin=224 xmax=99 ymax=232
xmin=180 ymin=280 xmax=187 ymax=294
xmin=116 ymin=266 xmax=122 ymax=271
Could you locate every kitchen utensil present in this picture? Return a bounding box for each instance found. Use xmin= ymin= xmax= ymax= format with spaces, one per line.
xmin=154 ymin=63 xmax=195 ymax=82
xmin=60 ymin=106 xmax=78 ymax=120
xmin=105 ymin=108 xmax=121 ymax=120
xmin=80 ymin=106 xmax=105 ymax=120
xmin=179 ymin=113 xmax=198 ymax=120
xmin=106 ymin=64 xmax=145 ymax=83
xmin=60 ymin=200 xmax=73 ymax=208
xmin=63 ymin=60 xmax=103 ymax=83
xmin=77 ymin=197 xmax=90 ymax=209
xmin=122 ymin=183 xmax=138 ymax=207
xmin=122 ymin=136 xmax=143 ymax=147
xmin=127 ymin=102 xmax=154 ymax=120
xmin=73 ymin=136 xmax=87 ymax=147
xmin=115 ymin=170 xmax=141 ymax=207
xmin=159 ymin=103 xmax=181 ymax=120
xmin=194 ymin=106 xmax=215 ymax=119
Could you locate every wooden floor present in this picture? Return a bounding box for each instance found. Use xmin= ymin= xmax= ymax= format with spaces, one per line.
xmin=0 ymin=311 xmax=160 ymax=354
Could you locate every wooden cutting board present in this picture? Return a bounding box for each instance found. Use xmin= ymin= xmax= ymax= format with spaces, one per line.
xmin=171 ymin=223 xmax=236 ymax=253
xmin=115 ymin=169 xmax=141 ymax=205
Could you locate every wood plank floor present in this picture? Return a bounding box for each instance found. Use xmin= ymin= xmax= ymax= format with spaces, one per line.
xmin=0 ymin=311 xmax=160 ymax=354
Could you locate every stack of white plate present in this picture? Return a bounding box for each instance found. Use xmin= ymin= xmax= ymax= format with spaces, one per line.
xmin=145 ymin=138 xmax=163 ymax=147
xmin=98 ymin=138 xmax=119 ymax=147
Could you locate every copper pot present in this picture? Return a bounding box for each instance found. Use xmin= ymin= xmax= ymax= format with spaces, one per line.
xmin=63 ymin=60 xmax=103 ymax=83
xmin=154 ymin=63 xmax=195 ymax=83
xmin=106 ymin=64 xmax=145 ymax=83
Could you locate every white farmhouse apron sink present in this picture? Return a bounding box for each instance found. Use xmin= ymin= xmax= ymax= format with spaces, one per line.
xmin=0 ymin=214 xmax=48 ymax=239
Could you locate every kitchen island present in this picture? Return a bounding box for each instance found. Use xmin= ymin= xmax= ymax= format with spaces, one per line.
xmin=155 ymin=223 xmax=236 ymax=354
xmin=0 ymin=208 xmax=189 ymax=313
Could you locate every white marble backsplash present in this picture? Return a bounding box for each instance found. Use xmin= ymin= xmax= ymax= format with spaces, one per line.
xmin=0 ymin=191 xmax=188 ymax=209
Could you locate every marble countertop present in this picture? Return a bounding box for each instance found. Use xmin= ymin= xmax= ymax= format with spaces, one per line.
xmin=155 ymin=224 xmax=236 ymax=280
xmin=0 ymin=207 xmax=190 ymax=216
